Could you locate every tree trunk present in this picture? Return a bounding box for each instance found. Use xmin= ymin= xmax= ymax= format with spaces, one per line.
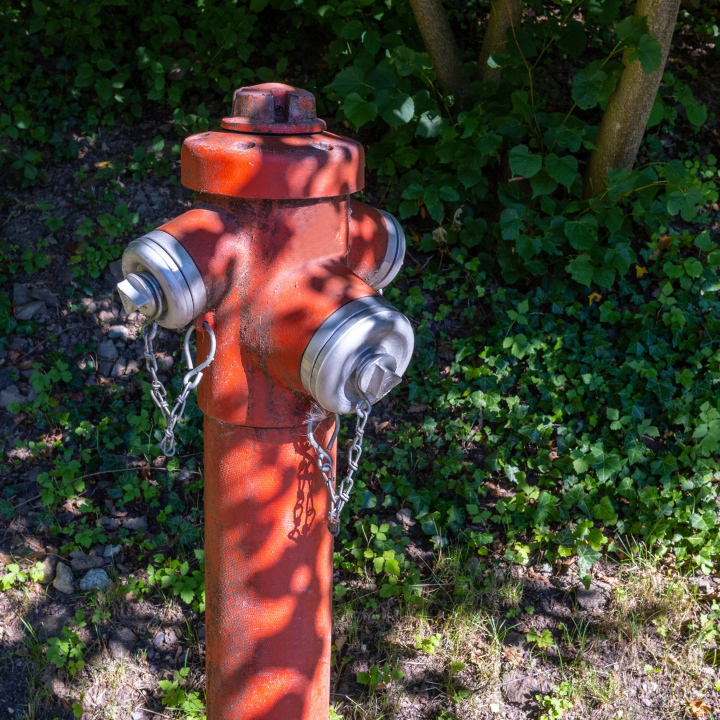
xmin=409 ymin=0 xmax=469 ymax=101
xmin=583 ymin=0 xmax=681 ymax=198
xmin=478 ymin=0 xmax=524 ymax=84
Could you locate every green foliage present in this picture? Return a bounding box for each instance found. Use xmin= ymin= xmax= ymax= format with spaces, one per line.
xmin=0 ymin=561 xmax=45 ymax=590
xmin=356 ymin=663 xmax=404 ymax=693
xmin=46 ymin=610 xmax=87 ymax=676
xmin=526 ymin=628 xmax=554 ymax=650
xmin=158 ymin=665 xmax=206 ymax=719
xmin=537 ymin=681 xmax=574 ymax=720
xmin=147 ymin=550 xmax=206 ymax=611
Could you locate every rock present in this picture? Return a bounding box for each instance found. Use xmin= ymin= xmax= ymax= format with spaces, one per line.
xmin=99 ymin=516 xmax=120 ymax=531
xmin=98 ymin=339 xmax=119 ymax=360
xmin=503 ymin=631 xmax=525 ymax=649
xmin=79 ymin=568 xmax=110 ymax=591
xmin=16 ymin=301 xmax=46 ymax=321
xmin=36 ymin=609 xmax=73 ymax=641
xmin=69 ymin=551 xmax=107 ymax=572
xmin=153 ymin=632 xmax=165 ymax=648
xmin=37 ymin=556 xmax=58 ymax=584
xmin=31 ymin=287 xmax=61 ymax=307
xmin=111 ymin=357 xmax=127 ymax=378
xmin=125 ymin=359 xmax=141 ymax=375
xmin=0 ymin=368 xmax=17 ymax=391
xmin=109 ymin=627 xmax=138 ymax=659
xmin=396 ymin=508 xmax=416 ymax=526
xmin=80 ymin=298 xmax=97 ymax=314
xmin=52 ymin=563 xmax=74 ymax=594
xmin=99 ymin=361 xmax=114 ymax=376
xmin=122 ymin=516 xmax=148 ymax=532
xmin=198 ymin=623 xmax=206 ymax=640
xmin=157 ymin=354 xmax=173 ymax=370
xmin=108 ymin=260 xmax=124 ymax=283
xmin=13 ymin=284 xmax=32 ymax=305
xmin=108 ymin=325 xmax=129 ymax=340
xmin=576 ymin=583 xmax=606 ymax=611
xmin=0 ymin=385 xmax=25 ymax=408
xmin=164 ymin=627 xmax=178 ymax=647
xmin=104 ymin=544 xmax=122 ymax=558
xmin=503 ymin=671 xmax=540 ymax=706
xmin=99 ymin=310 xmax=117 ymax=323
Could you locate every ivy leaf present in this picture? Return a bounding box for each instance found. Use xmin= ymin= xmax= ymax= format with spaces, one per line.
xmin=330 ymin=67 xmax=366 ymax=97
xmin=564 ymin=215 xmax=598 ymax=252
xmin=592 ymin=496 xmax=618 ymax=525
xmin=381 ymin=93 xmax=414 ymax=128
xmin=500 ymin=208 xmax=523 ymax=240
xmin=576 ymin=544 xmax=602 ymax=573
xmin=566 ymin=255 xmax=594 ymax=286
xmin=667 ymin=186 xmax=705 ymax=221
xmin=533 ymin=491 xmax=558 ymax=524
xmin=545 ymin=153 xmax=578 ymax=190
xmin=683 ymin=258 xmax=703 ymax=278
xmin=591 ymin=451 xmax=622 ymax=481
xmin=572 ymin=69 xmax=606 ymax=110
xmin=627 ymin=34 xmax=663 ymax=74
xmin=615 ymin=15 xmax=649 ymax=46
xmin=508 ymin=145 xmax=542 ymax=178
xmin=530 ymin=169 xmax=558 ymax=198
xmin=343 ymin=93 xmax=377 ymax=130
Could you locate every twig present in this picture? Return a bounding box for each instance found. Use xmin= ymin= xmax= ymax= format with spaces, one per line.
xmin=7 ymin=341 xmax=45 ymax=368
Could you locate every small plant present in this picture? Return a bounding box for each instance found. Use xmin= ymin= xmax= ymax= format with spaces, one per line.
xmin=537 ymin=681 xmax=574 ymax=720
xmin=158 ymin=665 xmax=205 ymax=718
xmin=415 ymin=632 xmax=441 ymax=654
xmin=356 ymin=663 xmax=404 ymax=693
xmin=0 ymin=561 xmax=45 ymax=590
xmin=526 ymin=629 xmax=554 ymax=651
xmin=46 ymin=610 xmax=87 ymax=676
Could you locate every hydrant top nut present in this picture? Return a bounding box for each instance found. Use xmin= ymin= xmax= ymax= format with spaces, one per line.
xmin=221 ymin=83 xmax=327 ymax=135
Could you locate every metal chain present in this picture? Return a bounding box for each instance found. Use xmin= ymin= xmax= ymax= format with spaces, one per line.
xmin=307 ymin=397 xmax=372 ymax=536
xmin=141 ymin=320 xmax=217 ymax=457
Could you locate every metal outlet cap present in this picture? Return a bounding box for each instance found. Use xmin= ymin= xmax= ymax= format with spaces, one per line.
xmin=301 ymin=296 xmax=414 ymax=414
xmin=369 ymin=210 xmax=406 ymax=290
xmin=118 ymin=230 xmax=206 ymax=329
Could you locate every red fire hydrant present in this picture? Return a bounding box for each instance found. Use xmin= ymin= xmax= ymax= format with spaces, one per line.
xmin=116 ymin=83 xmax=413 ymax=720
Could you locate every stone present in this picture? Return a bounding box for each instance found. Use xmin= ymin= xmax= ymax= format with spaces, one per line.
xmin=99 ymin=516 xmax=120 ymax=531
xmin=576 ymin=583 xmax=606 ymax=611
xmin=108 ymin=260 xmax=124 ymax=283
xmin=104 ymin=544 xmax=122 ymax=558
xmin=108 ymin=325 xmax=129 ymax=340
xmin=153 ymin=632 xmax=165 ymax=648
xmin=0 ymin=385 xmax=25 ymax=408
xmin=15 ymin=301 xmax=45 ymax=321
xmin=98 ymin=339 xmax=119 ymax=360
xmin=111 ymin=357 xmax=127 ymax=378
xmin=0 ymin=368 xmax=17 ymax=391
xmin=99 ymin=310 xmax=117 ymax=323
xmin=36 ymin=609 xmax=73 ymax=641
xmin=37 ymin=556 xmax=58 ymax=584
xmin=99 ymin=361 xmax=114 ymax=377
xmin=503 ymin=671 xmax=539 ymax=706
xmin=503 ymin=631 xmax=525 ymax=649
xmin=69 ymin=551 xmax=107 ymax=572
xmin=80 ymin=298 xmax=97 ymax=314
xmin=52 ymin=563 xmax=74 ymax=594
xmin=396 ymin=508 xmax=416 ymax=526
xmin=198 ymin=624 xmax=206 ymax=640
xmin=109 ymin=627 xmax=138 ymax=659
xmin=30 ymin=287 xmax=61 ymax=307
xmin=79 ymin=568 xmax=110 ymax=591
xmin=125 ymin=359 xmax=141 ymax=375
xmin=122 ymin=516 xmax=148 ymax=532
xmin=157 ymin=354 xmax=174 ymax=370
xmin=13 ymin=284 xmax=32 ymax=305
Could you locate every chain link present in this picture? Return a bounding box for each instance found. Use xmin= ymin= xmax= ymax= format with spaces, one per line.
xmin=307 ymin=397 xmax=372 ymax=536
xmin=141 ymin=320 xmax=216 ymax=457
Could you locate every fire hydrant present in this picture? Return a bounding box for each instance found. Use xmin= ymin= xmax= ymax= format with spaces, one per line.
xmin=116 ymin=83 xmax=414 ymax=720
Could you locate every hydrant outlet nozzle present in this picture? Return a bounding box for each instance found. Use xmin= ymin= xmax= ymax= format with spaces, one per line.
xmin=117 ymin=272 xmax=163 ymax=319
xmin=355 ymin=353 xmax=402 ymax=404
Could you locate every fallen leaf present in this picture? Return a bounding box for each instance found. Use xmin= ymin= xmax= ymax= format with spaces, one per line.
xmin=689 ymin=699 xmax=712 ymax=717
xmin=334 ymin=635 xmax=347 ymax=651
xmin=408 ymin=404 xmax=428 ymax=413
xmin=503 ymin=646 xmax=523 ymax=665
xmin=588 ymin=292 xmax=602 ymax=305
xmin=636 ymin=265 xmax=648 ymax=277
xmin=658 ymin=235 xmax=674 ymax=250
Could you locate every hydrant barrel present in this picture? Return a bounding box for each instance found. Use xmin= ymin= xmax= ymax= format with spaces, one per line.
xmin=116 ymin=82 xmax=414 ymax=720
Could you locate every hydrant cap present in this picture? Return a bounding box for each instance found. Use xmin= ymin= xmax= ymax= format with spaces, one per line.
xmin=221 ymin=83 xmax=327 ymax=135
